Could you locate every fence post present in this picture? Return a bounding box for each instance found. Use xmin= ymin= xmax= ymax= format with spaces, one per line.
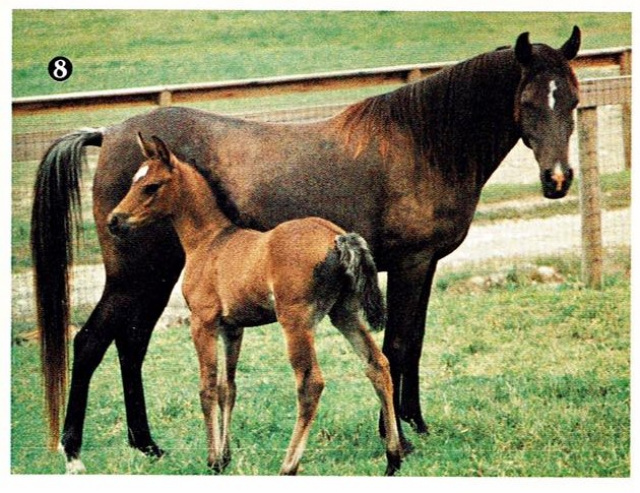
xmin=158 ymin=90 xmax=173 ymax=107
xmin=577 ymin=105 xmax=603 ymax=289
xmin=619 ymin=49 xmax=632 ymax=169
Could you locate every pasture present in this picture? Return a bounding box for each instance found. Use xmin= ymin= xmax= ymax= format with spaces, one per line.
xmin=11 ymin=10 xmax=631 ymax=477
xmin=11 ymin=250 xmax=630 ymax=475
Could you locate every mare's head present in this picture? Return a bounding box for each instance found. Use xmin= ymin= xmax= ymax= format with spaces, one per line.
xmin=108 ymin=133 xmax=178 ymax=237
xmin=514 ymin=26 xmax=581 ymax=199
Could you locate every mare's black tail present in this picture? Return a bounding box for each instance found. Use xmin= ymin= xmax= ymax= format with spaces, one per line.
xmin=30 ymin=128 xmax=104 ymax=449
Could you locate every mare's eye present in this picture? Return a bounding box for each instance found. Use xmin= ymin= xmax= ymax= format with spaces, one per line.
xmin=143 ymin=183 xmax=161 ymax=195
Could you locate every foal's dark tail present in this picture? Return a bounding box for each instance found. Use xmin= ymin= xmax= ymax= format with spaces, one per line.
xmin=335 ymin=233 xmax=386 ymax=331
xmin=30 ymin=128 xmax=104 ymax=449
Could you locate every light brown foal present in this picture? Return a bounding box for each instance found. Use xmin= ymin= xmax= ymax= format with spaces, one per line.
xmin=107 ymin=134 xmax=402 ymax=475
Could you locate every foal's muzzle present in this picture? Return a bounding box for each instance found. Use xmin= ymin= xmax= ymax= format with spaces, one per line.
xmin=107 ymin=212 xmax=131 ymax=237
xmin=541 ymin=164 xmax=573 ymax=199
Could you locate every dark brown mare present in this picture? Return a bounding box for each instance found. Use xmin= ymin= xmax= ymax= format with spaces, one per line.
xmin=106 ymin=133 xmax=401 ymax=475
xmin=31 ymin=27 xmax=581 ymax=473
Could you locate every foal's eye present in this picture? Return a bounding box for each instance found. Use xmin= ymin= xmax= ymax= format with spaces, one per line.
xmin=143 ymin=183 xmax=161 ymax=195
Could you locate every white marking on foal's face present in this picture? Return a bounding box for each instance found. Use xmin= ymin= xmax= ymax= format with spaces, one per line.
xmin=133 ymin=165 xmax=149 ymax=183
xmin=548 ymin=80 xmax=558 ymax=110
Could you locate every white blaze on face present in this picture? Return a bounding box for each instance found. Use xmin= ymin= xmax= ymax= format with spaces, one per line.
xmin=548 ymin=80 xmax=558 ymax=110
xmin=133 ymin=165 xmax=149 ymax=183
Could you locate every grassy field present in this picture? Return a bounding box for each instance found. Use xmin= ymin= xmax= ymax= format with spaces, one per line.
xmin=11 ymin=250 xmax=630 ymax=475
xmin=12 ymin=10 xmax=631 ymax=98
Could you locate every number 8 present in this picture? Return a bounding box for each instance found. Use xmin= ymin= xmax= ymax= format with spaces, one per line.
xmin=53 ymin=59 xmax=68 ymax=80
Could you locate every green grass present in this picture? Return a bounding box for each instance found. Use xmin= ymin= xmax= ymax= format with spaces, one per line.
xmin=13 ymin=11 xmax=630 ymax=98
xmin=11 ymin=250 xmax=629 ymax=475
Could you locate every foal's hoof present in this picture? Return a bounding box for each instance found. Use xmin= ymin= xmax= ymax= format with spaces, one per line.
xmin=208 ymin=455 xmax=231 ymax=474
xmin=384 ymin=451 xmax=402 ymax=476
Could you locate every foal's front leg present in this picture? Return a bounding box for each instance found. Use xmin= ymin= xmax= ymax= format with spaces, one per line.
xmin=190 ymin=314 xmax=225 ymax=472
xmin=219 ymin=324 xmax=244 ymax=469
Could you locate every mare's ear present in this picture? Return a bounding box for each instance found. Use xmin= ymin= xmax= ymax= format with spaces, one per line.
xmin=151 ymin=136 xmax=175 ymax=171
xmin=137 ymin=132 xmax=156 ymax=159
xmin=515 ymin=32 xmax=532 ymax=66
xmin=560 ymin=25 xmax=581 ymax=60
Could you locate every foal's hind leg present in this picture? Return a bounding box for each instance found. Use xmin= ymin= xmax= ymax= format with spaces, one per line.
xmin=330 ymin=305 xmax=402 ymax=476
xmin=278 ymin=309 xmax=325 ymax=475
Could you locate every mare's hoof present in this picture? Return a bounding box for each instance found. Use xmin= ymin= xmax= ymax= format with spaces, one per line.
xmin=138 ymin=443 xmax=165 ymax=458
xmin=402 ymin=415 xmax=430 ymax=435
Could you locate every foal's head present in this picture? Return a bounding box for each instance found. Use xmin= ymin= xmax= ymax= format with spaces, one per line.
xmin=108 ymin=133 xmax=178 ymax=237
xmin=514 ymin=26 xmax=581 ymax=199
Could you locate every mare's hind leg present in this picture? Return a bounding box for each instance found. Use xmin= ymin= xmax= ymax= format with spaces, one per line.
xmin=60 ymin=282 xmax=120 ymax=473
xmin=113 ymin=277 xmax=180 ymax=456
xmin=330 ymin=304 xmax=402 ymax=476
xmin=59 ymin=268 xmax=179 ymax=472
xmin=219 ymin=324 xmax=244 ymax=469
xmin=60 ymin=220 xmax=183 ymax=472
xmin=278 ymin=308 xmax=325 ymax=475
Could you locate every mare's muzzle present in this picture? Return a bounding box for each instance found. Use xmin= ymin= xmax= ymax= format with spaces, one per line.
xmin=541 ymin=164 xmax=573 ymax=199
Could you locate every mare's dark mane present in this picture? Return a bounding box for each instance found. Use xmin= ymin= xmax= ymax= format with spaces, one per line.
xmin=338 ymin=47 xmax=523 ymax=180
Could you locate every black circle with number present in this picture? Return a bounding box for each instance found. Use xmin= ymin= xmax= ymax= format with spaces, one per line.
xmin=48 ymin=56 xmax=73 ymax=82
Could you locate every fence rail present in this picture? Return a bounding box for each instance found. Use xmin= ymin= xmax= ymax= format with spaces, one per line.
xmin=12 ymin=46 xmax=631 ymax=117
xmin=11 ymin=75 xmax=631 ymax=163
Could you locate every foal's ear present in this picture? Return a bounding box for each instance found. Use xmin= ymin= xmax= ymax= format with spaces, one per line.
xmin=515 ymin=31 xmax=532 ymax=66
xmin=559 ymin=25 xmax=581 ymax=61
xmin=137 ymin=132 xmax=156 ymax=159
xmin=151 ymin=136 xmax=175 ymax=171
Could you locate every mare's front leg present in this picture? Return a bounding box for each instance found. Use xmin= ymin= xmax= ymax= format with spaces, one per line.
xmin=381 ymin=255 xmax=438 ymax=442
xmin=114 ymin=280 xmax=180 ymax=457
xmin=191 ymin=313 xmax=225 ymax=472
xmin=278 ymin=308 xmax=325 ymax=475
xmin=218 ymin=324 xmax=244 ymax=469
